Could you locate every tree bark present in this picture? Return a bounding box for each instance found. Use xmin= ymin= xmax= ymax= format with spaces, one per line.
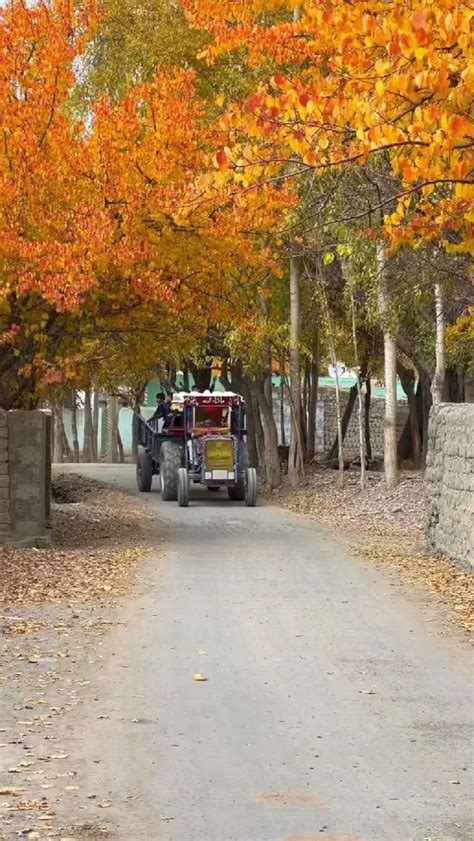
xmin=71 ymin=392 xmax=80 ymax=463
xmin=92 ymin=390 xmax=100 ymax=462
xmin=107 ymin=395 xmax=119 ymax=464
xmin=52 ymin=404 xmax=71 ymax=463
xmin=351 ymin=291 xmax=366 ymax=489
xmin=431 ymin=282 xmax=445 ymax=406
xmin=117 ymin=427 xmax=125 ymax=464
xmin=306 ymin=360 xmax=319 ymax=462
xmin=327 ymin=384 xmax=358 ymax=460
xmin=397 ymin=363 xmax=422 ymax=468
xmin=83 ymin=391 xmax=95 ymax=463
xmin=280 ymin=354 xmax=286 ymax=448
xmin=364 ymin=376 xmax=372 ymax=461
xmin=288 ymin=256 xmax=305 ymax=485
xmin=253 ymin=378 xmax=281 ymax=489
xmin=420 ymin=376 xmax=432 ymax=467
xmin=377 ymin=242 xmax=399 ymax=489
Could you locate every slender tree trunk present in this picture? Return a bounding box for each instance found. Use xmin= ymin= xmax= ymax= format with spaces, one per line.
xmin=253 ymin=378 xmax=281 ymax=489
xmin=107 ymin=395 xmax=119 ymax=464
xmin=71 ymin=392 xmax=80 ymax=463
xmin=280 ymin=354 xmax=286 ymax=447
xmin=351 ymin=292 xmax=366 ymax=489
xmin=420 ymin=376 xmax=432 ymax=467
xmin=431 ymin=282 xmax=445 ymax=406
xmin=52 ymin=405 xmax=63 ymax=463
xmin=240 ymin=372 xmax=259 ymax=470
xmin=92 ymin=390 xmax=100 ymax=462
xmin=83 ymin=391 xmax=95 ymax=462
xmin=252 ymin=385 xmax=265 ymax=472
xmin=364 ymin=377 xmax=372 ymax=461
xmin=397 ymin=363 xmax=422 ymax=468
xmin=52 ymin=403 xmax=71 ymax=463
xmin=306 ymin=341 xmax=319 ymax=463
xmin=117 ymin=427 xmax=124 ymax=464
xmin=377 ymin=242 xmax=399 ymax=489
xmin=318 ymin=266 xmax=344 ymax=484
xmin=327 ymin=385 xmax=358 ymax=460
xmin=288 ymin=256 xmax=305 ymax=485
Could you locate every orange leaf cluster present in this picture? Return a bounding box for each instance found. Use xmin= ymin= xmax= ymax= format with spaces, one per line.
xmin=184 ymin=0 xmax=474 ymax=252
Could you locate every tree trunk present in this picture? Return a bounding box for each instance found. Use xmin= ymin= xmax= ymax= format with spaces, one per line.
xmin=318 ymin=264 xmax=344 ymax=484
xmin=280 ymin=354 xmax=286 ymax=448
xmin=52 ymin=405 xmax=63 ymax=463
xmin=377 ymin=242 xmax=399 ymax=489
xmin=397 ymin=363 xmax=422 ymax=468
xmin=252 ymin=384 xmax=265 ymax=471
xmin=364 ymin=377 xmax=372 ymax=461
xmin=351 ymin=291 xmax=366 ymax=489
xmin=71 ymin=392 xmax=80 ymax=463
xmin=306 ymin=360 xmax=319 ymax=462
xmin=240 ymin=373 xmax=259 ymax=470
xmin=107 ymin=395 xmax=119 ymax=463
xmin=327 ymin=385 xmax=358 ymax=460
xmin=92 ymin=390 xmax=100 ymax=462
xmin=253 ymin=378 xmax=281 ymax=489
xmin=420 ymin=376 xmax=432 ymax=467
xmin=191 ymin=363 xmax=213 ymax=392
xmin=52 ymin=403 xmax=71 ymax=463
xmin=83 ymin=391 xmax=95 ymax=463
xmin=288 ymin=256 xmax=305 ymax=485
xmin=117 ymin=427 xmax=125 ymax=464
xmin=431 ymin=282 xmax=445 ymax=406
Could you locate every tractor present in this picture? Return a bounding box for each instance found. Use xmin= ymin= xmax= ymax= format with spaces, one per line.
xmin=134 ymin=392 xmax=258 ymax=507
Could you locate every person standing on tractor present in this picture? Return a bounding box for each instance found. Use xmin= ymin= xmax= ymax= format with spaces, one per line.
xmin=150 ymin=392 xmax=172 ymax=428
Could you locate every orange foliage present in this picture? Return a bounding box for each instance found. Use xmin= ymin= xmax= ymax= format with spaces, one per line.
xmin=184 ymin=0 xmax=474 ymax=252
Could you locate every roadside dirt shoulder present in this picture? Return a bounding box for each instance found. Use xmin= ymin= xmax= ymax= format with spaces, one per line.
xmin=0 ymin=474 xmax=160 ymax=841
xmin=273 ymin=468 xmax=473 ymax=636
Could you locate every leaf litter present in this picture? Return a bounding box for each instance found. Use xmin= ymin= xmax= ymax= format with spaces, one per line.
xmin=0 ymin=472 xmax=160 ymax=840
xmin=273 ymin=467 xmax=473 ymax=636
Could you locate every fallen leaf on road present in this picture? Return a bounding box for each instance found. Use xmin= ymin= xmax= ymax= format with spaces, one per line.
xmin=0 ymin=787 xmax=24 ymax=795
xmin=98 ymin=801 xmax=112 ymax=808
xmin=192 ymin=673 xmax=208 ymax=682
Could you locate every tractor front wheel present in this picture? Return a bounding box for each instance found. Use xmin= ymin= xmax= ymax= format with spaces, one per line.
xmin=160 ymin=442 xmax=182 ymax=501
xmin=137 ymin=447 xmax=153 ymax=492
xmin=245 ymin=467 xmax=258 ymax=507
xmin=177 ymin=468 xmax=189 ymax=507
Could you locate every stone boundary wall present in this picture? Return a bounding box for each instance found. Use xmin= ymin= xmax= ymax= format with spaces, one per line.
xmin=272 ymin=387 xmax=409 ymax=458
xmin=426 ymin=403 xmax=474 ymax=567
xmin=0 ymin=410 xmax=52 ymax=548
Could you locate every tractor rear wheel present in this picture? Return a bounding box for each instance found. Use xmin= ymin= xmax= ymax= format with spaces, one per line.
xmin=137 ymin=447 xmax=153 ymax=492
xmin=228 ymin=442 xmax=248 ymax=501
xmin=245 ymin=467 xmax=258 ymax=507
xmin=160 ymin=442 xmax=182 ymax=501
xmin=177 ymin=468 xmax=189 ymax=507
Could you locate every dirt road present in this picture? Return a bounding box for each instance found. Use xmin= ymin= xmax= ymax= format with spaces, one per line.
xmin=2 ymin=464 xmax=473 ymax=841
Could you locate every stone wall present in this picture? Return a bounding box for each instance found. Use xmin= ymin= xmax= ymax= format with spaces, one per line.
xmin=272 ymin=386 xmax=409 ymax=458
xmin=0 ymin=410 xmax=52 ymax=548
xmin=426 ymin=403 xmax=474 ymax=567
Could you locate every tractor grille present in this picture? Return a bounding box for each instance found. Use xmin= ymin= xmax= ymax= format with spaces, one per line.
xmin=204 ymin=438 xmax=234 ymax=471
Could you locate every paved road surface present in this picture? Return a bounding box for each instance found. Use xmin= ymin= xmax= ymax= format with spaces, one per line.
xmin=61 ymin=465 xmax=473 ymax=841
